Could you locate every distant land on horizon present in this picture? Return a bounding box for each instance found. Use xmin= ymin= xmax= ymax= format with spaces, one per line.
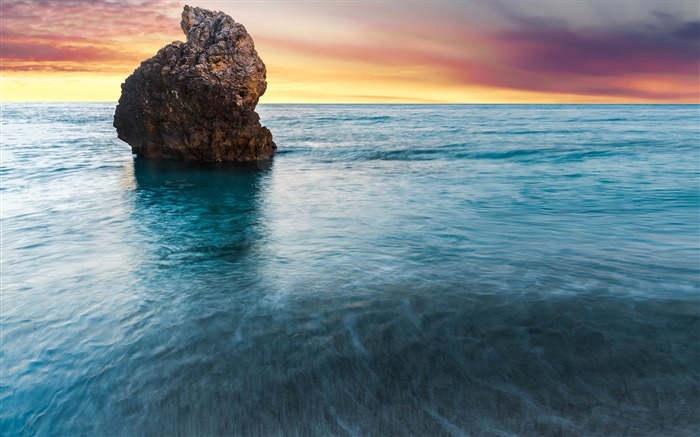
xmin=1 ymin=0 xmax=698 ymax=104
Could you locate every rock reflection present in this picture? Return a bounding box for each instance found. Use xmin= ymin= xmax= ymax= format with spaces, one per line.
xmin=130 ymin=158 xmax=271 ymax=274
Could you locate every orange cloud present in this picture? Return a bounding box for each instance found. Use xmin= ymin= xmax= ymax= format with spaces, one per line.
xmin=1 ymin=0 xmax=182 ymax=74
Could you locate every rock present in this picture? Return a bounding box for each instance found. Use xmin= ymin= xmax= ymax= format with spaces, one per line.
xmin=113 ymin=5 xmax=276 ymax=162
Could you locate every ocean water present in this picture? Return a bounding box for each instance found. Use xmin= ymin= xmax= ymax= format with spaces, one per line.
xmin=1 ymin=103 xmax=698 ymax=436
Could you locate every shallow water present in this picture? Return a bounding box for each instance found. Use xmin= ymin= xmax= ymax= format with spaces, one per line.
xmin=1 ymin=103 xmax=699 ymax=436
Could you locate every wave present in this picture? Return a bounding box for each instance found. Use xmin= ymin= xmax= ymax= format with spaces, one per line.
xmin=279 ymin=143 xmax=625 ymax=163
xmin=312 ymin=115 xmax=393 ymax=123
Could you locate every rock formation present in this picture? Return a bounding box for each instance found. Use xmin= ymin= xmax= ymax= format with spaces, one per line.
xmin=114 ymin=5 xmax=276 ymax=162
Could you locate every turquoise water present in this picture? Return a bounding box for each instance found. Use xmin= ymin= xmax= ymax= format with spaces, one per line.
xmin=1 ymin=103 xmax=698 ymax=435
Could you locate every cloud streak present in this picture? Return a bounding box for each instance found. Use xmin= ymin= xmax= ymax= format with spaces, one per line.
xmin=1 ymin=0 xmax=181 ymax=72
xmin=497 ymin=17 xmax=700 ymax=76
xmin=260 ymin=12 xmax=699 ymax=101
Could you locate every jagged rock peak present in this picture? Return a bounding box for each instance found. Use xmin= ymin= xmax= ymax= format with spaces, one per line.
xmin=181 ymin=6 xmax=243 ymax=49
xmin=113 ymin=5 xmax=276 ymax=162
xmin=180 ymin=4 xmax=204 ymax=35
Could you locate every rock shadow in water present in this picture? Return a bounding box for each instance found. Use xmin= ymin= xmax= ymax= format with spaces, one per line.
xmin=130 ymin=158 xmax=271 ymax=274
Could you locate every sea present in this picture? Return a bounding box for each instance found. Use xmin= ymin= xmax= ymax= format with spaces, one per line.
xmin=1 ymin=103 xmax=698 ymax=436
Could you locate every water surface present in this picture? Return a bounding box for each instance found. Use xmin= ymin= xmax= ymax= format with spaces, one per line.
xmin=2 ymin=104 xmax=699 ymax=435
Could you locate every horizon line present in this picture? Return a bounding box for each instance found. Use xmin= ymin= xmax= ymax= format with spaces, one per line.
xmin=1 ymin=101 xmax=698 ymax=105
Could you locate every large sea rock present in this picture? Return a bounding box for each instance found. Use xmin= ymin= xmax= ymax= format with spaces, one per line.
xmin=113 ymin=5 xmax=276 ymax=162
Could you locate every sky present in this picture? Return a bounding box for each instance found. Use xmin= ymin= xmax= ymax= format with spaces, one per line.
xmin=1 ymin=0 xmax=698 ymax=103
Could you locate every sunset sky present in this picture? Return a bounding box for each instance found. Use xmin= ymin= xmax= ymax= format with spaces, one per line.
xmin=1 ymin=0 xmax=698 ymax=103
